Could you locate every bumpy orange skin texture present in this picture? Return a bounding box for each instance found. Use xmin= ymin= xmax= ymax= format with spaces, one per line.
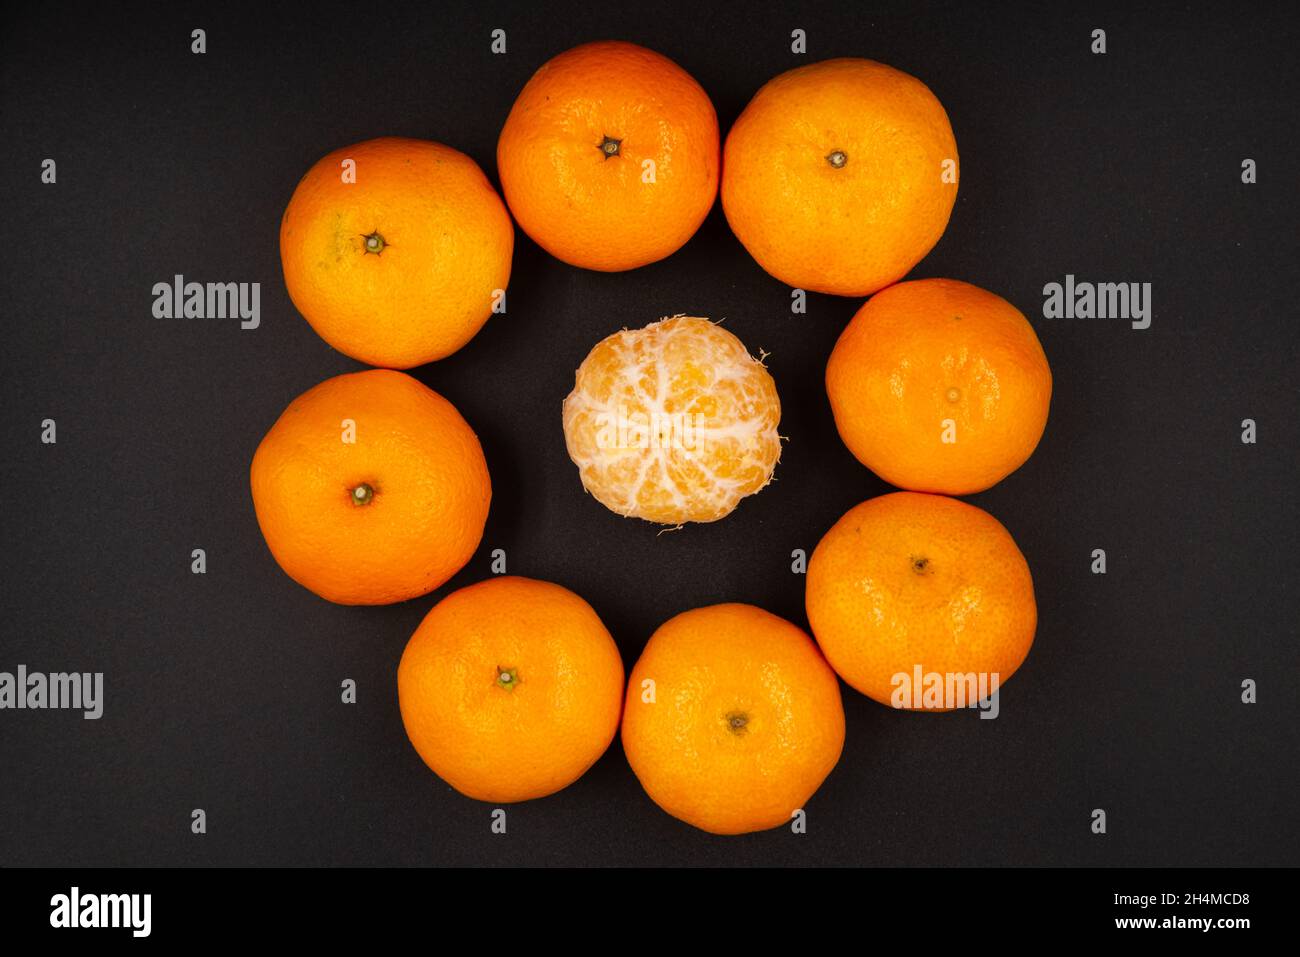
xmin=250 ymin=369 xmax=491 ymax=605
xmin=722 ymin=58 xmax=958 ymax=296
xmin=397 ymin=576 xmax=625 ymax=803
xmin=280 ymin=137 xmax=513 ymax=368
xmin=562 ymin=316 xmax=781 ymax=524
xmin=497 ymin=41 xmax=720 ymax=272
xmin=826 ymin=278 xmax=1052 ymax=495
xmin=806 ymin=492 xmax=1036 ymax=709
xmin=621 ymin=603 xmax=845 ymax=835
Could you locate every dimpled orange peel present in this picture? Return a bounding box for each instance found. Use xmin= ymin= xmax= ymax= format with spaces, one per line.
xmin=398 ymin=576 xmax=625 ymax=803
xmin=279 ymin=136 xmax=513 ymax=368
xmin=722 ymin=58 xmax=958 ymax=296
xmin=805 ymin=491 xmax=1037 ymax=709
xmin=621 ymin=603 xmax=845 ymax=835
xmin=826 ymin=278 xmax=1052 ymax=494
xmin=497 ymin=40 xmax=719 ymax=271
xmin=249 ymin=369 xmax=491 ymax=605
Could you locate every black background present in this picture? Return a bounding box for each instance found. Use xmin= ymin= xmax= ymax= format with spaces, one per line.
xmin=1 ymin=0 xmax=1296 ymax=867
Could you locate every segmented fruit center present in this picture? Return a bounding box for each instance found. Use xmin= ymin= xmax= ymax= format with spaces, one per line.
xmin=562 ymin=316 xmax=781 ymax=524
